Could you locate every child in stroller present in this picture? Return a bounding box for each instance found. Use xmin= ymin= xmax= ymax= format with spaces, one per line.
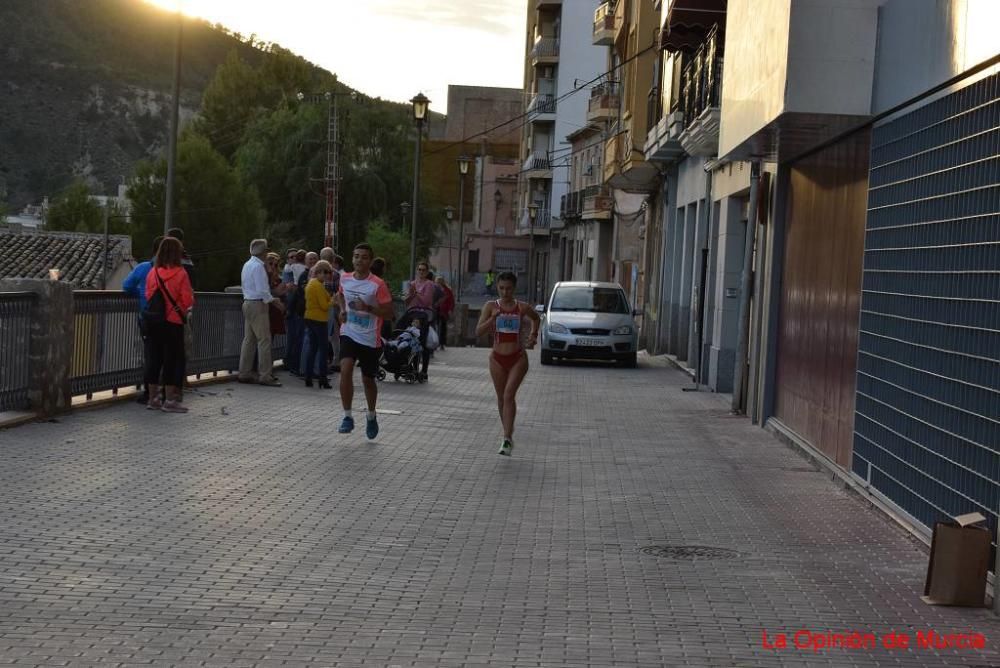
xmin=378 ymin=317 xmax=425 ymax=383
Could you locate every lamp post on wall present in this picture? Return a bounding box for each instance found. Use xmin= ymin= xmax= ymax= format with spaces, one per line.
xmin=456 ymin=155 xmax=471 ymax=299
xmin=526 ymin=203 xmax=538 ymax=303
xmin=408 ymin=92 xmax=430 ymax=280
xmin=443 ymin=205 xmax=456 ymax=280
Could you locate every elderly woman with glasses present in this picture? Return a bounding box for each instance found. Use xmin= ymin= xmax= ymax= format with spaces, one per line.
xmin=303 ymin=259 xmax=335 ymax=389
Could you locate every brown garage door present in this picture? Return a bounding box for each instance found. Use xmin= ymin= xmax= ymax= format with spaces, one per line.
xmin=773 ymin=131 xmax=870 ymax=467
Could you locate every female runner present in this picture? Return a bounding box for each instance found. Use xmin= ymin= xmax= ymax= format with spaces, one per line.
xmin=475 ymin=271 xmax=541 ymax=456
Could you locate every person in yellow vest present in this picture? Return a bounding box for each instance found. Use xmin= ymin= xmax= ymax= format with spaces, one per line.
xmin=303 ymin=260 xmax=335 ymax=389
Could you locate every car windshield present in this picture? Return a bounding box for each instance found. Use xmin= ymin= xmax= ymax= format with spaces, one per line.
xmin=550 ymin=286 xmax=630 ymax=314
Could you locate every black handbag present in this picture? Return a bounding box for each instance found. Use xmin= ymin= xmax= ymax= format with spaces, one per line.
xmin=142 ymin=269 xmax=185 ymax=327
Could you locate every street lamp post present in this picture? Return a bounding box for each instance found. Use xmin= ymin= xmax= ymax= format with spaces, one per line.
xmin=526 ymin=203 xmax=538 ymax=303
xmin=456 ymin=155 xmax=471 ymax=299
xmin=409 ymin=92 xmax=430 ymax=280
xmin=444 ymin=206 xmax=455 ymax=280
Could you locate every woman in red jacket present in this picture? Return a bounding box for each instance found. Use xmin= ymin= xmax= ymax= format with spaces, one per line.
xmin=144 ymin=237 xmax=195 ymax=413
xmin=435 ymin=275 xmax=455 ymax=350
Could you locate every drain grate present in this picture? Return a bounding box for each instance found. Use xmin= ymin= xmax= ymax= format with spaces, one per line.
xmin=640 ymin=545 xmax=741 ymax=560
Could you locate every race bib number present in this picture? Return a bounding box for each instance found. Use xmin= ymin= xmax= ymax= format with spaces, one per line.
xmin=347 ymin=310 xmax=373 ymax=329
xmin=496 ymin=314 xmax=520 ymax=334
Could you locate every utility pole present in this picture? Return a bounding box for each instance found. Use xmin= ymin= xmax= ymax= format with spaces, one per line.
xmin=163 ymin=10 xmax=182 ymax=235
xmin=325 ymin=92 xmax=339 ymax=251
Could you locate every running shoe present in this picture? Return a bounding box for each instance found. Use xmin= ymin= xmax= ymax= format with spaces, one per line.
xmin=338 ymin=415 xmax=355 ymax=433
xmin=498 ymin=438 xmax=513 ymax=456
xmin=366 ymin=416 xmax=379 ymax=440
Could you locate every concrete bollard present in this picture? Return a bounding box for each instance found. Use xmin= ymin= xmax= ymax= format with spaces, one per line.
xmin=0 ymin=279 xmax=75 ymax=417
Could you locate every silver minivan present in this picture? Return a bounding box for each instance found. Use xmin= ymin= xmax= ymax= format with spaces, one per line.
xmin=538 ymin=281 xmax=639 ymax=367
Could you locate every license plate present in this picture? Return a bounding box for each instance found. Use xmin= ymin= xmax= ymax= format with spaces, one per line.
xmin=575 ymin=337 xmax=604 ymax=347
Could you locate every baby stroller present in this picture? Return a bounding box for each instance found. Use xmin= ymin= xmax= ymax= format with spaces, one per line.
xmin=377 ymin=324 xmax=425 ymax=384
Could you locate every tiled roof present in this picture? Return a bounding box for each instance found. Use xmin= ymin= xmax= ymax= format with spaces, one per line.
xmin=0 ymin=227 xmax=133 ymax=289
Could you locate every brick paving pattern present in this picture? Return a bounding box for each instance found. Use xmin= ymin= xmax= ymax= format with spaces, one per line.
xmin=1 ymin=349 xmax=998 ymax=666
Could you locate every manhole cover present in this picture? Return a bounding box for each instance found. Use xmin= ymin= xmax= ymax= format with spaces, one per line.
xmin=640 ymin=545 xmax=741 ymax=560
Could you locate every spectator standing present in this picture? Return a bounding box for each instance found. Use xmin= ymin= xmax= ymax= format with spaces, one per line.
xmin=293 ymin=252 xmax=319 ymax=376
xmin=303 ymin=260 xmax=335 ymax=389
xmin=144 ymin=237 xmax=194 ymax=413
xmin=402 ymin=261 xmax=440 ymax=380
xmin=283 ymin=250 xmax=308 ymax=375
xmin=484 ymin=268 xmax=496 ymax=296
xmin=122 ymin=236 xmax=163 ymax=403
xmin=265 ymin=253 xmax=291 ymax=337
xmin=167 ymin=227 xmax=195 ymax=377
xmin=238 ymin=239 xmax=283 ymax=387
xmin=435 ymin=276 xmax=455 ymax=350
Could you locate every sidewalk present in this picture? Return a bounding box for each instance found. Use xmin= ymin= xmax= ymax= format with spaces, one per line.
xmin=0 ymin=349 xmax=997 ymax=666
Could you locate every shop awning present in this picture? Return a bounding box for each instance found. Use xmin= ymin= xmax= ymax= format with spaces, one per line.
xmin=660 ymin=0 xmax=727 ymax=53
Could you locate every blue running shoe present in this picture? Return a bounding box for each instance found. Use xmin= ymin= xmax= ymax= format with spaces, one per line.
xmin=366 ymin=416 xmax=379 ymax=440
xmin=338 ymin=415 xmax=354 ymax=433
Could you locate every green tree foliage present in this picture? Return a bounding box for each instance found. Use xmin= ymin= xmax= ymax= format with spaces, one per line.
xmin=127 ymin=132 xmax=263 ymax=290
xmin=365 ymin=220 xmax=410 ymax=292
xmin=46 ymin=180 xmax=104 ymax=233
xmin=194 ymin=51 xmax=263 ymax=160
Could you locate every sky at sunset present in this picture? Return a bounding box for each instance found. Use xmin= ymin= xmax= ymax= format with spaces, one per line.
xmin=145 ymin=0 xmax=528 ymax=109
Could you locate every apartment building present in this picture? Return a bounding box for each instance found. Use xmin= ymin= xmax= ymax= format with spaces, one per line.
xmin=639 ymin=0 xmax=999 ymax=543
xmin=517 ymin=0 xmax=606 ymax=303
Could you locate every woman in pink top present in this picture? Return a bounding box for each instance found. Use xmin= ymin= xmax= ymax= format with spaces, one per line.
xmin=475 ymin=271 xmax=540 ymax=456
xmin=143 ymin=237 xmax=195 ymax=413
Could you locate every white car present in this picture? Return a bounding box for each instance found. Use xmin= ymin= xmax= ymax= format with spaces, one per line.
xmin=538 ymin=281 xmax=639 ymax=367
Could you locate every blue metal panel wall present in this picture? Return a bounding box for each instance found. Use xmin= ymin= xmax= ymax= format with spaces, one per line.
xmin=854 ymin=73 xmax=1000 ymax=543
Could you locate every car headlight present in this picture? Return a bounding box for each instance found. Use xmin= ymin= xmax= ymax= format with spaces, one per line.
xmin=549 ymin=322 xmax=569 ymax=334
xmin=613 ymin=325 xmax=633 ymax=335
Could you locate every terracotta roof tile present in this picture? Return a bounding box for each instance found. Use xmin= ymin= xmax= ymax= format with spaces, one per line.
xmin=0 ymin=228 xmax=133 ymax=289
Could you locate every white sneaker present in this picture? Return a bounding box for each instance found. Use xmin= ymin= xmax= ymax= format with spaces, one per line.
xmin=498 ymin=438 xmax=513 ymax=456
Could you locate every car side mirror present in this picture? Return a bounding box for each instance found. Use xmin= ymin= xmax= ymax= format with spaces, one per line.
xmin=632 ymin=308 xmax=642 ymax=317
xmin=534 ymin=304 xmax=545 ymax=314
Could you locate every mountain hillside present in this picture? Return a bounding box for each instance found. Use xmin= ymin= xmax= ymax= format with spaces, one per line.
xmin=1 ymin=0 xmax=295 ymax=207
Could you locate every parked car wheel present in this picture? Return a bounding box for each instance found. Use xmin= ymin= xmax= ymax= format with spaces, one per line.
xmin=540 ymin=349 xmax=554 ymax=365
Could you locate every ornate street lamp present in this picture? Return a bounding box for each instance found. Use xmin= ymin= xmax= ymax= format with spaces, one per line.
xmin=408 ymin=92 xmax=430 ymax=280
xmin=444 ymin=205 xmax=456 ymax=278
xmin=527 ymin=203 xmax=539 ymax=303
xmin=456 ymin=155 xmax=471 ymax=298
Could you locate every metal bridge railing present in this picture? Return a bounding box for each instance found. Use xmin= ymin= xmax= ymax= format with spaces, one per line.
xmin=1 ymin=290 xmax=289 ymax=409
xmin=0 ymin=292 xmax=37 ymax=412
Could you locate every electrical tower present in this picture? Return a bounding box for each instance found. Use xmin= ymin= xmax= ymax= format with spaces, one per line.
xmin=324 ymin=93 xmax=339 ymax=252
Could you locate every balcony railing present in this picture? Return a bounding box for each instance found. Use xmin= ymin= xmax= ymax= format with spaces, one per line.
xmin=527 ymin=93 xmax=556 ymax=118
xmin=0 ymin=289 xmax=287 ymax=413
xmin=522 ymin=152 xmax=552 ymax=176
xmin=519 ymin=207 xmax=552 ymax=231
xmin=582 ymin=185 xmax=613 ymax=218
xmin=530 ymin=37 xmax=560 ymax=63
xmin=560 ymin=190 xmax=584 ymax=219
xmin=593 ymin=2 xmax=615 ymax=45
xmin=679 ymin=25 xmax=722 ymax=126
xmin=588 ymin=82 xmax=620 ymax=121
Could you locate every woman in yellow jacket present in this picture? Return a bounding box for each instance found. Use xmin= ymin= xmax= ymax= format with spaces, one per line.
xmin=304 ymin=259 xmax=335 ymax=389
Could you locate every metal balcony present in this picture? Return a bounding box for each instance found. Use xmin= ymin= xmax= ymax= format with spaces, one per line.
xmin=527 ymin=93 xmax=556 ymax=123
xmin=587 ymin=83 xmax=620 ymax=122
xmin=677 ymin=25 xmax=723 ymax=157
xmin=593 ymin=2 xmax=615 ymax=45
xmin=522 ymin=153 xmax=552 ymax=180
xmin=518 ymin=207 xmax=552 ymax=233
xmin=582 ymin=186 xmax=613 ymax=221
xmin=530 ymin=37 xmax=560 ymax=67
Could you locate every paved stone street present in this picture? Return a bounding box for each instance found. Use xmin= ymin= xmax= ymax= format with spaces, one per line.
xmin=1 ymin=349 xmax=998 ymax=667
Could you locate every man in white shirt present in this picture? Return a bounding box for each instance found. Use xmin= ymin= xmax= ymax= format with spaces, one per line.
xmin=238 ymin=238 xmax=283 ymax=386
